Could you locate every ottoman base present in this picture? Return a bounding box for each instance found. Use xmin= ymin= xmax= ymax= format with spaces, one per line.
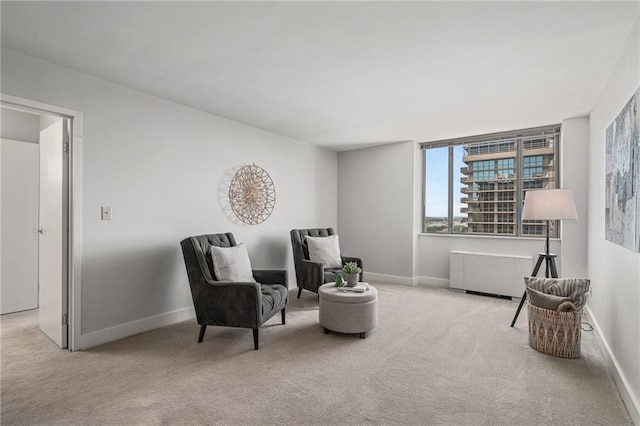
xmin=323 ymin=327 xmax=367 ymax=339
xmin=318 ymin=283 xmax=378 ymax=339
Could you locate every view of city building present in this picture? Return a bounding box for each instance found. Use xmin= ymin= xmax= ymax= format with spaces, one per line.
xmin=423 ymin=127 xmax=560 ymax=236
xmin=459 ymin=135 xmax=557 ymax=236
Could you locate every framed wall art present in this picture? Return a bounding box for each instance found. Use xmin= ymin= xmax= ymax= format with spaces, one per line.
xmin=605 ymin=87 xmax=639 ymax=252
xmin=228 ymin=163 xmax=276 ymax=225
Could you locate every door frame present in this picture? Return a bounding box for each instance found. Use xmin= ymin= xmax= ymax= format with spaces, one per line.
xmin=1 ymin=94 xmax=83 ymax=351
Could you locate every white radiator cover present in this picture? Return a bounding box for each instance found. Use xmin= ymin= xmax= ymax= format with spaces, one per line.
xmin=449 ymin=251 xmax=533 ymax=298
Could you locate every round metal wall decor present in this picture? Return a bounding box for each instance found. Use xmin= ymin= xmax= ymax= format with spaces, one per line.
xmin=228 ymin=164 xmax=276 ymax=225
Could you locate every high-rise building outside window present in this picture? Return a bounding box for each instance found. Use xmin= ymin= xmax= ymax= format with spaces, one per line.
xmin=422 ymin=125 xmax=560 ymax=237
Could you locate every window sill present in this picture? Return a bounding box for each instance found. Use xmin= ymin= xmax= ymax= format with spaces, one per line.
xmin=418 ymin=233 xmax=561 ymax=242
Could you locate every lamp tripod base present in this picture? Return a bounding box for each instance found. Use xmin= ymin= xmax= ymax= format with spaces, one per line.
xmin=510 ymin=252 xmax=558 ymax=327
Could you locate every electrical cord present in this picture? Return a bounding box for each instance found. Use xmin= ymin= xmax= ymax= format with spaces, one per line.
xmin=582 ymin=321 xmax=594 ymax=332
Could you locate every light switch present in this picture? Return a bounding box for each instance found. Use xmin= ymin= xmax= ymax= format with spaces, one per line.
xmin=101 ymin=206 xmax=112 ymax=221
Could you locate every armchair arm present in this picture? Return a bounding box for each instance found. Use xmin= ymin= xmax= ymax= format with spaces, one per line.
xmin=253 ymin=269 xmax=288 ymax=286
xmin=192 ymin=280 xmax=262 ymax=328
xmin=299 ymin=259 xmax=325 ymax=292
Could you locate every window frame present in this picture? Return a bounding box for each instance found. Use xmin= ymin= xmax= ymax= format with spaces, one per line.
xmin=421 ymin=124 xmax=561 ymax=237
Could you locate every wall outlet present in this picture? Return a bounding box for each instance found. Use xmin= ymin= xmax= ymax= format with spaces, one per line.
xmin=101 ymin=206 xmax=112 ymax=221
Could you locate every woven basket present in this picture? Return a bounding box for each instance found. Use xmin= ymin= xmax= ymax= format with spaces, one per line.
xmin=528 ymin=303 xmax=582 ymax=358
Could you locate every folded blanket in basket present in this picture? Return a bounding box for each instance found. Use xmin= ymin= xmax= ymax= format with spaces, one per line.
xmin=524 ymin=277 xmax=590 ymax=310
xmin=526 ymin=287 xmax=574 ymax=311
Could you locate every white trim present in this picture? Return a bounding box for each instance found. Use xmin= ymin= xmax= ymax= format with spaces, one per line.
xmin=418 ymin=233 xmax=563 ymax=242
xmin=0 ymin=137 xmax=37 ymax=145
xmin=416 ymin=276 xmax=450 ymax=288
xmin=365 ymin=272 xmax=416 ymax=286
xmin=1 ymin=94 xmax=83 ymax=351
xmin=69 ymin=121 xmax=82 ymax=352
xmin=364 ymin=272 xmax=450 ymax=288
xmin=79 ymin=307 xmax=196 ymax=350
xmin=1 ymin=94 xmax=82 ymax=123
xmin=585 ymin=305 xmax=640 ymax=425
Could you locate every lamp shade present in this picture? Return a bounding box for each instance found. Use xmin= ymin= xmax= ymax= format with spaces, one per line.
xmin=522 ymin=188 xmax=578 ymax=220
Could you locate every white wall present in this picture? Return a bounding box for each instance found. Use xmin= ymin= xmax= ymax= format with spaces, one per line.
xmin=337 ymin=141 xmax=416 ymax=280
xmin=1 ymin=108 xmax=40 ymax=143
xmin=337 ymin=121 xmax=590 ymax=287
xmin=587 ymin=16 xmax=640 ymax=422
xmin=559 ymin=116 xmax=589 ymax=278
xmin=418 ymin=120 xmax=590 ymax=284
xmin=1 ymin=138 xmax=39 ymax=314
xmin=418 ymin=235 xmax=546 ymax=285
xmin=1 ymin=48 xmax=337 ymax=344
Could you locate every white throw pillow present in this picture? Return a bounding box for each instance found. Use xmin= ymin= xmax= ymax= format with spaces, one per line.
xmin=306 ymin=235 xmax=342 ymax=269
xmin=210 ymin=244 xmax=256 ymax=282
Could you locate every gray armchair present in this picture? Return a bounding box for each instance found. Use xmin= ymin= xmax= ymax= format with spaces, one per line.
xmin=180 ymin=233 xmax=288 ymax=350
xmin=290 ymin=228 xmax=363 ymax=298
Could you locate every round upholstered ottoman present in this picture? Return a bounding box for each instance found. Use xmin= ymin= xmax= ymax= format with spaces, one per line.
xmin=318 ymin=283 xmax=378 ymax=339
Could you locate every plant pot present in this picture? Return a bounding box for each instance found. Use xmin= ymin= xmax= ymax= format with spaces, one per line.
xmin=345 ymin=273 xmax=359 ymax=287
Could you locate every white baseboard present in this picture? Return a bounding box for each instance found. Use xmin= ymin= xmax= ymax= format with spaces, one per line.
xmin=365 ymin=272 xmax=416 ymax=286
xmin=585 ymin=305 xmax=640 ymax=425
xmin=416 ymin=276 xmax=449 ymax=288
xmin=364 ymin=272 xmax=449 ymax=289
xmin=79 ymin=306 xmax=196 ymax=350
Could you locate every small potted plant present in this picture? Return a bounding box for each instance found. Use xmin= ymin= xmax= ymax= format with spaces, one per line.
xmin=342 ymin=261 xmax=361 ymax=287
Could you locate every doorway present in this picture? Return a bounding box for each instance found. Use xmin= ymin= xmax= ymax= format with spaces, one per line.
xmin=0 ymin=135 xmax=39 ymax=315
xmin=0 ymin=95 xmax=82 ymax=351
xmin=1 ymin=132 xmax=39 ymax=314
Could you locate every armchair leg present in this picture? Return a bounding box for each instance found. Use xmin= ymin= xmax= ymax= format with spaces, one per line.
xmin=197 ymin=324 xmax=207 ymax=343
xmin=281 ymin=307 xmax=286 ymax=324
xmin=253 ymin=328 xmax=259 ymax=350
xmin=297 ymin=287 xmax=303 ymax=298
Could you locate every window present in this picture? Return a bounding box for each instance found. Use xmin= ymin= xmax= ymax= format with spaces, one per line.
xmin=424 ymin=146 xmax=450 ymax=233
xmin=422 ymin=125 xmax=560 ymax=237
xmin=523 ymin=155 xmax=543 ymax=178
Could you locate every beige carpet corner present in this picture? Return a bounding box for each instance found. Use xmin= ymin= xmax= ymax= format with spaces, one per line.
xmin=1 ymin=283 xmax=632 ymax=425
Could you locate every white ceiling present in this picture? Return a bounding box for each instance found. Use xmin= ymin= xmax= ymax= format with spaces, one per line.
xmin=2 ymin=1 xmax=638 ymax=151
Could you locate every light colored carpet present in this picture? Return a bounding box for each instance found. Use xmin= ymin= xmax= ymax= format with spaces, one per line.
xmin=1 ymin=283 xmax=632 ymax=425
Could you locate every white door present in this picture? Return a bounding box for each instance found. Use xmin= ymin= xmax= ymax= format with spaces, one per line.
xmin=0 ymin=139 xmax=39 ymax=314
xmin=38 ymin=118 xmax=68 ymax=348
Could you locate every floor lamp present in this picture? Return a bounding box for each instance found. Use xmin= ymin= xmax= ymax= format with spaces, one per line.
xmin=510 ymin=188 xmax=578 ymax=327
